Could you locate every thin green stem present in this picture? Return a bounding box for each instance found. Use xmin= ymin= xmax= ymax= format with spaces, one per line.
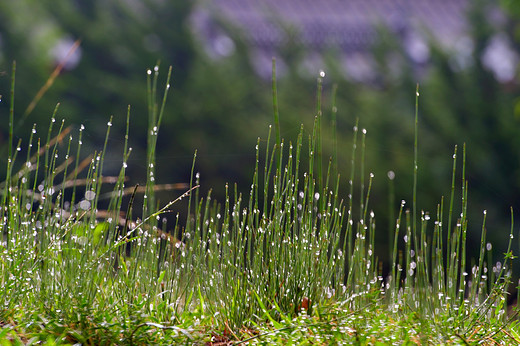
xmin=272 ymin=58 xmax=281 ymax=149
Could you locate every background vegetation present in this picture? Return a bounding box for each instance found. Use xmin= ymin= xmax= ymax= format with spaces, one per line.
xmin=1 ymin=0 xmax=520 ymax=261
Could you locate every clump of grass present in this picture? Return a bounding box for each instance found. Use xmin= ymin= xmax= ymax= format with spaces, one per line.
xmin=0 ymin=62 xmax=519 ymax=344
xmin=0 ymin=63 xmax=194 ymax=344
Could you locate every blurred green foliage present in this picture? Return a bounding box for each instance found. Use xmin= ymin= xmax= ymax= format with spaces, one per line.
xmin=1 ymin=0 xmax=520 ymax=257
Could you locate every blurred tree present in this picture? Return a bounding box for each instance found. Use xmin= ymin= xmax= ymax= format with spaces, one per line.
xmin=0 ymin=1 xmax=192 ymax=179
xmin=419 ymin=0 xmax=520 ymax=252
xmin=0 ymin=0 xmax=274 ymax=209
xmin=329 ymin=0 xmax=520 ymax=255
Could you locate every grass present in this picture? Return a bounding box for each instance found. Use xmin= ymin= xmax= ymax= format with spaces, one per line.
xmin=1 ymin=62 xmax=520 ymax=345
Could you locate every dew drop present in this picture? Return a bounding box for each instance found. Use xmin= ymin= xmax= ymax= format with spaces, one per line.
xmin=85 ymin=190 xmax=96 ymax=201
xmin=79 ymin=200 xmax=90 ymax=210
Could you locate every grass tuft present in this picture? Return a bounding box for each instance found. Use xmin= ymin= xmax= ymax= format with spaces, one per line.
xmin=0 ymin=65 xmax=518 ymax=344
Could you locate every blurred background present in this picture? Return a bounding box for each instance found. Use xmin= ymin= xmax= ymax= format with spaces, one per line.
xmin=1 ymin=0 xmax=520 ymax=262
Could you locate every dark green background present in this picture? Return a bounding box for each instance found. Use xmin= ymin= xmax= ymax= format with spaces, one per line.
xmin=1 ymin=0 xmax=520 ymax=264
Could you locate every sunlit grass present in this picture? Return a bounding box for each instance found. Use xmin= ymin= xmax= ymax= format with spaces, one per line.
xmin=0 ymin=63 xmax=519 ymax=344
